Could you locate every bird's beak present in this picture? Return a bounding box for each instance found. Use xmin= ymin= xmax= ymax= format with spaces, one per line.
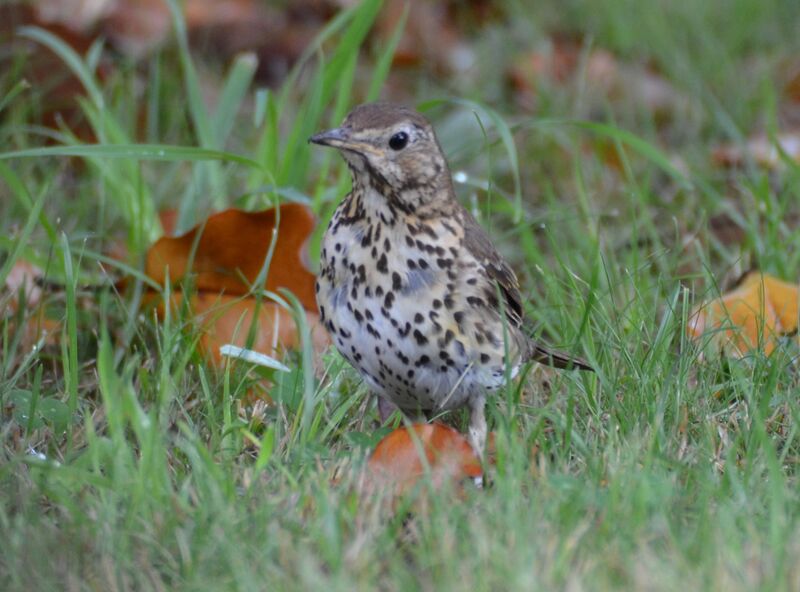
xmin=309 ymin=127 xmax=350 ymax=147
xmin=309 ymin=127 xmax=380 ymax=155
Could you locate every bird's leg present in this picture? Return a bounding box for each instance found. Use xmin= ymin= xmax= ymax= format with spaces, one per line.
xmin=467 ymin=394 xmax=487 ymax=458
xmin=378 ymin=396 xmax=428 ymax=426
xmin=377 ymin=395 xmax=399 ymax=424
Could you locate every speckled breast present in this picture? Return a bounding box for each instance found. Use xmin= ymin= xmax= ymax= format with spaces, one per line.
xmin=316 ymin=192 xmax=523 ymax=412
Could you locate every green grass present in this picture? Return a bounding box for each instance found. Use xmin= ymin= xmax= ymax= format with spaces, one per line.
xmin=2 ymin=0 xmax=800 ymax=589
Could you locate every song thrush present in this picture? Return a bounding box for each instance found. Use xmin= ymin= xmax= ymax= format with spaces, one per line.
xmin=311 ymin=102 xmax=592 ymax=454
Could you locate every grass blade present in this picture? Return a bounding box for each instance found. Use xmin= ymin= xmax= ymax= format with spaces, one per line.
xmin=0 ymin=143 xmax=262 ymax=168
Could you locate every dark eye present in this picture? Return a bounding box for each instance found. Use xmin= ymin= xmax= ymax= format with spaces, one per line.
xmin=388 ymin=131 xmax=409 ymax=150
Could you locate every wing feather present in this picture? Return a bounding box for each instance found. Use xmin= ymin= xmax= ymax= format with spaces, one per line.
xmin=459 ymin=207 xmax=524 ymax=328
xmin=458 ymin=205 xmax=593 ymax=372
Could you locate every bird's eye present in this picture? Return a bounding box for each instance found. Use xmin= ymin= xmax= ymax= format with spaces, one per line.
xmin=388 ymin=131 xmax=409 ymax=150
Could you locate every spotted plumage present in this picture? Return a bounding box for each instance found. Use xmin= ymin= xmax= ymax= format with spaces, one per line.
xmin=311 ymin=102 xmax=592 ymax=454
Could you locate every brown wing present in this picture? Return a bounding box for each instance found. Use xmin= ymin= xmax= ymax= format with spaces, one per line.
xmin=528 ymin=342 xmax=594 ymax=371
xmin=458 ymin=206 xmax=524 ymax=329
xmin=459 ymin=205 xmax=594 ymax=372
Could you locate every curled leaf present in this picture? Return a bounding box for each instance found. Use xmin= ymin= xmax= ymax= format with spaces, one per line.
xmin=688 ymin=272 xmax=799 ymax=356
xmin=142 ymin=204 xmax=328 ymax=372
xmin=366 ymin=423 xmax=482 ymax=495
xmin=145 ymin=204 xmax=317 ymax=310
xmin=187 ymin=293 xmax=327 ymax=366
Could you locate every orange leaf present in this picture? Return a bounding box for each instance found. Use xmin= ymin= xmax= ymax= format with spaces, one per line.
xmin=141 ymin=204 xmax=329 ymax=371
xmin=145 ymin=204 xmax=317 ymax=311
xmin=158 ymin=208 xmax=179 ymax=237
xmin=688 ymin=272 xmax=799 ymax=356
xmin=189 ymin=292 xmax=327 ymax=365
xmin=367 ymin=423 xmax=482 ymax=494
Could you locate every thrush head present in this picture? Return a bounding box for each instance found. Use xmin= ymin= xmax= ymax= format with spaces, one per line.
xmin=310 ymin=102 xmax=454 ymax=213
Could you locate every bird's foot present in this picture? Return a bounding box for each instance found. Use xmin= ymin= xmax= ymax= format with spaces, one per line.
xmin=467 ymin=395 xmax=487 ymax=461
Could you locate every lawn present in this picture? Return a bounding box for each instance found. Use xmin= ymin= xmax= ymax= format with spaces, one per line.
xmin=2 ymin=0 xmax=800 ymax=589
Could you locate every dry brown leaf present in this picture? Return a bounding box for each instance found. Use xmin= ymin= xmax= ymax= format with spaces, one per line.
xmin=143 ymin=204 xmax=328 ymax=370
xmin=375 ymin=0 xmax=469 ymax=73
xmin=106 ymin=209 xmax=181 ymax=267
xmin=688 ymin=271 xmax=799 ymax=356
xmin=184 ymin=0 xmax=264 ymax=29
xmin=784 ymin=62 xmax=800 ymax=106
xmin=145 ymin=204 xmax=317 ymax=311
xmin=712 ymin=132 xmax=800 ymax=169
xmin=32 ymin=0 xmax=114 ymax=32
xmin=3 ymin=259 xmax=61 ymax=352
xmin=30 ymin=0 xmax=266 ymax=57
xmin=366 ymin=423 xmax=482 ymax=496
xmin=100 ymin=0 xmax=171 ymax=57
xmin=17 ymin=307 xmax=62 ymax=353
xmin=778 ymin=58 xmax=800 ymax=127
xmin=185 ymin=0 xmax=322 ymax=86
xmin=158 ymin=209 xmax=179 ymax=237
xmin=100 ymin=0 xmax=269 ymax=58
xmin=162 ymin=292 xmax=328 ymax=366
xmin=0 ymin=4 xmax=112 ymax=142
xmin=507 ymin=35 xmax=585 ymax=92
xmin=707 ymin=212 xmax=747 ymax=249
xmin=508 ymin=36 xmax=687 ymax=118
xmin=5 ymin=259 xmax=45 ymax=312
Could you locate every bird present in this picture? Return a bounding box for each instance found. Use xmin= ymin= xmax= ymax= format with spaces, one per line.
xmin=310 ymin=102 xmax=592 ymax=455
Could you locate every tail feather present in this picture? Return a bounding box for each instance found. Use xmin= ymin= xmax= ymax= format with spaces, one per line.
xmin=529 ymin=343 xmax=594 ymax=372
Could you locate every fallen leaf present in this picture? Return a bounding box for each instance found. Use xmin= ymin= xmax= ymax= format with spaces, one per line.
xmin=784 ymin=61 xmax=800 ymax=106
xmin=30 ymin=0 xmax=268 ymax=59
xmin=100 ymin=0 xmax=171 ymax=58
xmin=5 ymin=259 xmax=44 ymax=312
xmin=0 ymin=4 xmax=111 ymax=142
xmin=184 ymin=0 xmax=265 ymax=29
xmin=143 ymin=204 xmax=328 ymax=374
xmin=688 ymin=271 xmax=799 ymax=356
xmin=366 ymin=423 xmax=482 ymax=495
xmin=145 ymin=204 xmax=317 ymax=310
xmin=507 ymin=34 xmax=584 ymax=93
xmin=508 ymin=36 xmax=688 ymax=119
xmin=707 ymin=212 xmax=747 ymax=249
xmin=181 ymin=292 xmax=327 ymax=366
xmin=158 ymin=209 xmax=179 ymax=237
xmin=375 ymin=0 xmax=471 ymax=74
xmin=32 ymin=0 xmax=114 ymax=32
xmin=18 ymin=308 xmax=62 ymax=353
xmin=3 ymin=259 xmax=61 ymax=353
xmin=778 ymin=58 xmax=800 ymax=127
xmin=105 ymin=208 xmax=180 ymax=266
xmin=712 ymin=131 xmax=800 ymax=169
